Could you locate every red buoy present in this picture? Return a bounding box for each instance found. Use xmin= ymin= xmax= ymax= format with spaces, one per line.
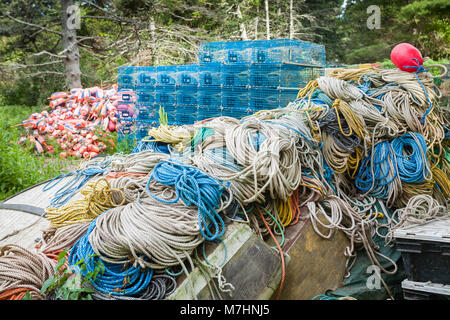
xmin=390 ymin=43 xmax=423 ymax=72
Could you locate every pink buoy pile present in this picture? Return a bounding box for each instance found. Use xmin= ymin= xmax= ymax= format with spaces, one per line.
xmin=20 ymin=84 xmax=123 ymax=159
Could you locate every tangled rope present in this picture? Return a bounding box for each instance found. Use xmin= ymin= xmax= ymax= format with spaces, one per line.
xmin=69 ymin=217 xmax=155 ymax=297
xmin=45 ymin=178 xmax=126 ymax=228
xmin=7 ymin=64 xmax=448 ymax=301
xmin=385 ymin=194 xmax=449 ymax=245
xmin=146 ymin=160 xmax=230 ymax=241
xmin=0 ymin=245 xmax=55 ymax=300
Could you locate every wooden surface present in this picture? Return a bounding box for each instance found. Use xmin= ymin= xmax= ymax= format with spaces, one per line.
xmin=169 ymin=222 xmax=283 ymax=300
xmin=277 ymin=213 xmax=349 ymax=300
xmin=0 ymin=177 xmax=82 ymax=250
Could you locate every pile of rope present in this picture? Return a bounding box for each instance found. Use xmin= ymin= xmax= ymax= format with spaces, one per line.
xmin=1 ymin=64 xmax=448 ymax=301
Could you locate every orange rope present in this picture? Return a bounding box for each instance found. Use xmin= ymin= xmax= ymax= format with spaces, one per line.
xmin=256 ymin=206 xmax=285 ymax=300
xmin=288 ymin=189 xmax=302 ymax=226
xmin=45 ymin=249 xmax=70 ymax=270
xmin=106 ymin=172 xmax=148 ymax=179
xmin=0 ymin=288 xmax=32 ymax=300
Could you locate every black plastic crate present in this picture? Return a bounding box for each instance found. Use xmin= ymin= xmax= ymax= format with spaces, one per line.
xmin=402 ymin=279 xmax=450 ymax=300
xmin=393 ymin=219 xmax=450 ymax=285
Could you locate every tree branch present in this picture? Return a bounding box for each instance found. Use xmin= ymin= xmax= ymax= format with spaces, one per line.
xmin=4 ymin=13 xmax=62 ymax=36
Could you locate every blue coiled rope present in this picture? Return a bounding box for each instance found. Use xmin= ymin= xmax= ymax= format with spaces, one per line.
xmin=132 ymin=138 xmax=170 ymax=154
xmin=43 ymin=166 xmax=107 ymax=207
xmin=68 ymin=216 xmax=154 ymax=296
xmin=355 ymin=132 xmax=430 ymax=198
xmin=355 ymin=141 xmax=398 ymax=200
xmin=145 ymin=160 xmax=227 ymax=241
xmin=391 ymin=132 xmax=429 ymax=183
xmin=309 ymin=89 xmax=334 ymax=107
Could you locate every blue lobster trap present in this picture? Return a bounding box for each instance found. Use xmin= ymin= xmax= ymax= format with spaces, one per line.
xmin=135 ymin=66 xmax=157 ymax=89
xmin=157 ymin=65 xmax=177 ymax=85
xmin=249 ymin=39 xmax=326 ymax=66
xmin=249 ymin=88 xmax=279 ymax=110
xmin=118 ymin=89 xmax=136 ymax=104
xmin=221 ymin=64 xmax=250 ymax=87
xmin=136 ymin=105 xmax=158 ymax=121
xmin=156 ymin=86 xmax=177 ymax=105
xmin=222 ymin=87 xmax=249 ymax=108
xmin=176 ymin=65 xmax=199 ymax=86
xmin=197 ymin=106 xmax=222 ymax=121
xmin=176 ymin=86 xmax=198 ymax=106
xmin=135 ymin=119 xmax=153 ymax=140
xmin=116 ymin=102 xmax=136 ymax=120
xmin=249 ymin=63 xmax=307 ymax=88
xmin=175 ymin=105 xmax=198 ymax=125
xmin=223 ymin=41 xmax=253 ymax=64
xmin=118 ymin=66 xmax=137 ymax=90
xmin=199 ymin=63 xmax=222 ymax=86
xmin=279 ymin=88 xmax=299 ymax=108
xmin=136 ymin=90 xmax=156 ymax=106
xmin=222 ymin=106 xmax=253 ymax=119
xmin=198 ymin=86 xmax=221 ymax=107
xmin=297 ymin=66 xmax=324 ymax=87
xmin=198 ymin=41 xmax=226 ymax=64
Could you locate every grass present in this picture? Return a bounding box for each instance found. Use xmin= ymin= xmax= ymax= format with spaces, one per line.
xmin=0 ymin=105 xmax=79 ymax=201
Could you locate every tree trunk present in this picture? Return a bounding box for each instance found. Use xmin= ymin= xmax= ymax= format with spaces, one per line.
xmin=150 ymin=16 xmax=156 ymax=65
xmin=61 ymin=0 xmax=81 ymax=89
xmin=264 ymin=0 xmax=270 ymax=40
xmin=289 ymin=0 xmax=294 ymax=39
xmin=255 ymin=5 xmax=259 ymax=40
xmin=236 ymin=5 xmax=248 ymax=41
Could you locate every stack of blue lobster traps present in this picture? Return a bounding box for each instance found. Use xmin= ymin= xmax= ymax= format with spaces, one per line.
xmin=116 ymin=39 xmax=325 ymax=146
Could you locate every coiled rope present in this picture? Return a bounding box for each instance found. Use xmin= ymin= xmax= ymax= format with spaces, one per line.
xmin=69 ymin=217 xmax=155 ymax=297
xmin=45 ymin=178 xmax=126 ymax=228
xmin=0 ymin=245 xmax=55 ymax=300
xmin=146 ymin=160 xmax=230 ymax=241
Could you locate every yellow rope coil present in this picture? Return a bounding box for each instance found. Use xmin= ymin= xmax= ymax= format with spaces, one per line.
xmin=296 ymin=80 xmax=318 ymax=100
xmin=332 ymin=99 xmax=367 ymax=143
xmin=45 ymin=178 xmax=126 ymax=229
xmin=395 ymin=179 xmax=435 ymax=208
xmin=432 ymin=167 xmax=450 ymax=198
xmin=328 ymin=67 xmax=379 ymax=82
xmin=276 ymin=198 xmax=293 ymax=227
xmin=146 ymin=124 xmax=194 ymax=152
xmin=347 ymin=147 xmax=364 ymax=179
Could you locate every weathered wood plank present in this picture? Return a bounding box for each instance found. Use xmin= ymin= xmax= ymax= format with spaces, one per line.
xmin=0 ymin=176 xmax=86 ymax=250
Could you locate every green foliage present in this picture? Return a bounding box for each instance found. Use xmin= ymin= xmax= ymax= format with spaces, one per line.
xmin=21 ymin=291 xmax=33 ymax=300
xmin=40 ymin=249 xmax=103 ymax=300
xmin=0 ymin=105 xmax=71 ymax=201
xmin=0 ymin=0 xmax=448 ymax=106
xmin=337 ymin=0 xmax=449 ymax=64
xmin=0 ymin=77 xmax=64 ymax=107
xmin=159 ymin=106 xmax=168 ymax=126
xmin=399 ymin=0 xmax=450 ymax=19
xmin=116 ymin=134 xmax=136 ymax=154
